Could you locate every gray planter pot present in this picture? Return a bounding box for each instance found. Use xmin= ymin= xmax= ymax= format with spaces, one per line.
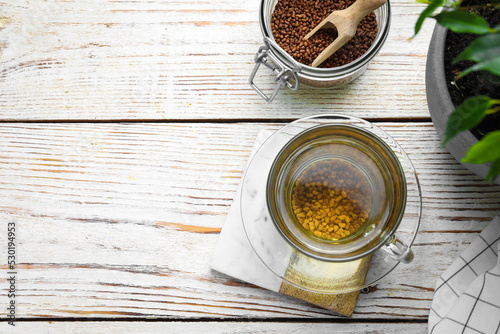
xmin=426 ymin=24 xmax=499 ymax=185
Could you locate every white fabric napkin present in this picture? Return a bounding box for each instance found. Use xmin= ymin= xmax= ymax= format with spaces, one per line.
xmin=428 ymin=214 xmax=500 ymax=334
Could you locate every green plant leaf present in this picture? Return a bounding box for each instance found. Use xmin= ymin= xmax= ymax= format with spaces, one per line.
xmin=457 ymin=57 xmax=500 ymax=79
xmin=462 ymin=130 xmax=500 ymax=164
xmin=485 ymin=158 xmax=500 ymax=184
xmin=442 ymin=96 xmax=494 ymax=146
xmin=414 ymin=0 xmax=445 ymax=37
xmin=434 ymin=10 xmax=491 ymax=34
xmin=454 ymin=34 xmax=500 ymax=63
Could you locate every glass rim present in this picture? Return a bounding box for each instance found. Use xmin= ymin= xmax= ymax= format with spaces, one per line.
xmin=240 ymin=114 xmax=422 ymax=293
xmin=266 ymin=122 xmax=408 ymax=262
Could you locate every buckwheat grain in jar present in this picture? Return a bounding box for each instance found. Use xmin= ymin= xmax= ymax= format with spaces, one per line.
xmin=249 ymin=0 xmax=391 ymax=102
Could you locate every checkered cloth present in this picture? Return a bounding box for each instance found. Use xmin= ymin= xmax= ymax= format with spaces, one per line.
xmin=429 ymin=214 xmax=500 ymax=334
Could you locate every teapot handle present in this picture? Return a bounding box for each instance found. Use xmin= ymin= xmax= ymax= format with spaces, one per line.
xmin=382 ymin=235 xmax=414 ymax=263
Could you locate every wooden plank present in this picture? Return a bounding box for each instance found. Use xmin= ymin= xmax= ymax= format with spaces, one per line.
xmin=9 ymin=321 xmax=428 ymax=333
xmin=0 ymin=0 xmax=434 ymax=121
xmin=0 ymin=122 xmax=498 ymax=319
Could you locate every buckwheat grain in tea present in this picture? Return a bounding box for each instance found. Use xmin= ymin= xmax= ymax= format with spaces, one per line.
xmin=271 ymin=0 xmax=378 ymax=68
xmin=291 ymin=159 xmax=372 ymax=241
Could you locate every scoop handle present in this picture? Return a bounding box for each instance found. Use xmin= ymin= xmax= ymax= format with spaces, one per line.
xmin=345 ymin=0 xmax=387 ymax=27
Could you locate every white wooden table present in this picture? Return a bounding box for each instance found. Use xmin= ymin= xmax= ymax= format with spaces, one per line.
xmin=1 ymin=0 xmax=499 ymax=332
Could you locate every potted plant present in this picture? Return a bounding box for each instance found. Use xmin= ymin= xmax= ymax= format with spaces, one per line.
xmin=414 ymin=0 xmax=500 ymax=184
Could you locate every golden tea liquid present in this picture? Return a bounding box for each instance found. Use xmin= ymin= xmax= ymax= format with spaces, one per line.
xmin=267 ymin=123 xmax=407 ymax=261
xmin=290 ymin=158 xmax=373 ymax=241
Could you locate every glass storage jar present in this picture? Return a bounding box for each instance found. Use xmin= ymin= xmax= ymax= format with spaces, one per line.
xmin=249 ymin=0 xmax=391 ymax=102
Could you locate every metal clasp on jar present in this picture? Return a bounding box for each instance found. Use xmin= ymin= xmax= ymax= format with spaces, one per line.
xmin=249 ymin=37 xmax=302 ymax=102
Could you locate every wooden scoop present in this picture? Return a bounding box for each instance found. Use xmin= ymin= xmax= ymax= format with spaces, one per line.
xmin=304 ymin=0 xmax=386 ymax=67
